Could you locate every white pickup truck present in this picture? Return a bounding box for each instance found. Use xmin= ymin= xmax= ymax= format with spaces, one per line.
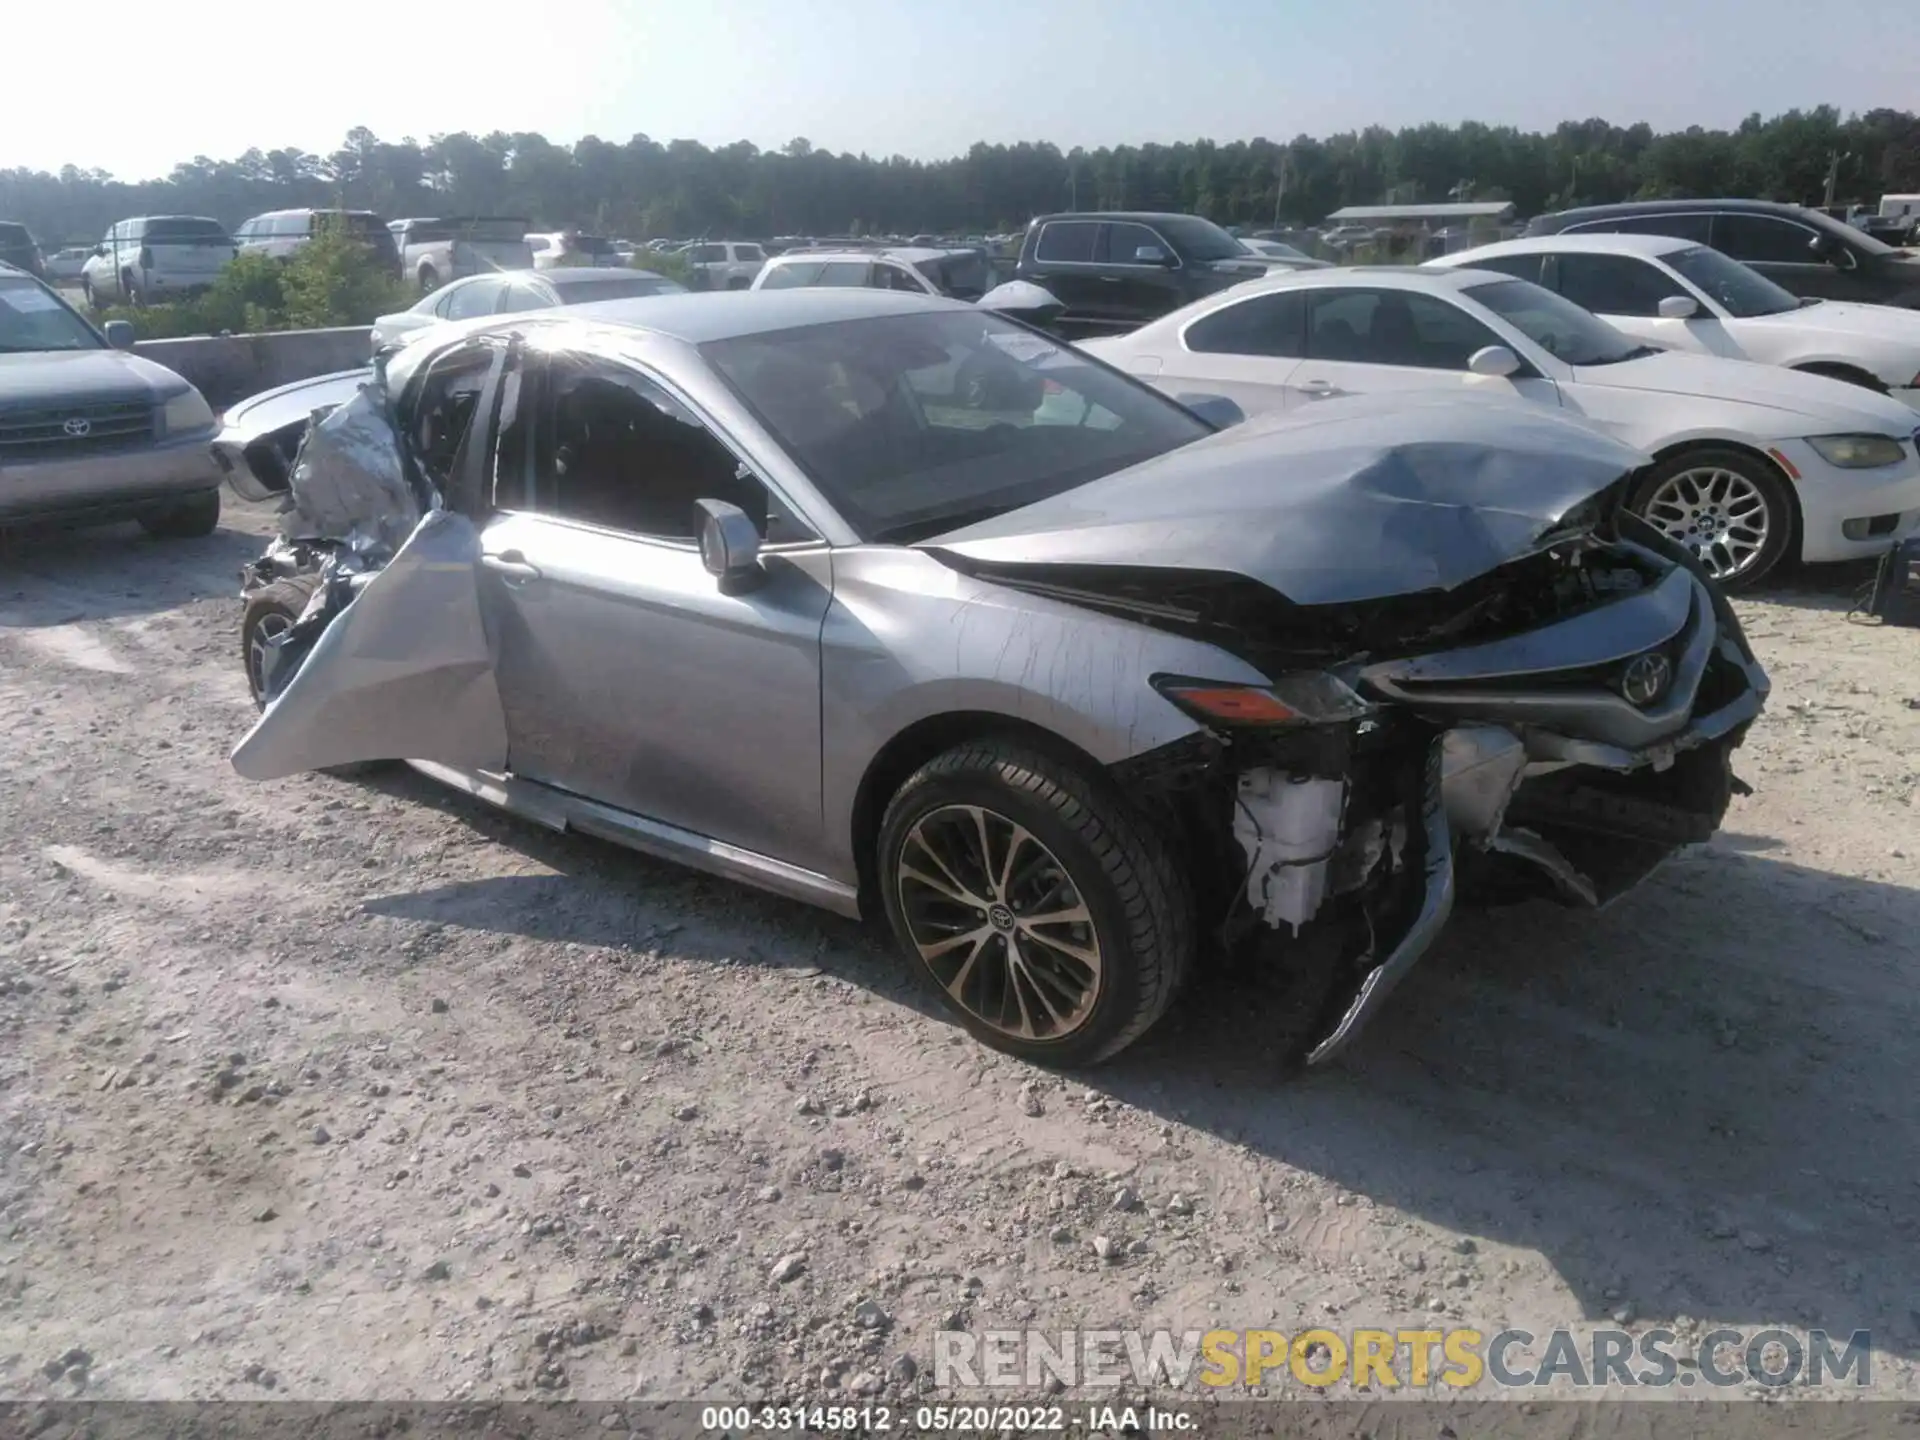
xmin=388 ymin=217 xmax=534 ymax=292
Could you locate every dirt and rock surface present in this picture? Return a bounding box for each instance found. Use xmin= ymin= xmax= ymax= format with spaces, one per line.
xmin=1 ymin=498 xmax=1917 ymax=1408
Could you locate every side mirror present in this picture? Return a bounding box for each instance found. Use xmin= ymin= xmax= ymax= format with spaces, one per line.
xmin=695 ymin=498 xmax=765 ymax=593
xmin=1134 ymin=245 xmax=1171 ymax=266
xmin=102 ymin=319 xmax=135 ymax=350
xmin=1173 ymin=392 xmax=1246 ymax=429
xmin=1467 ymin=345 xmax=1522 ymax=378
xmin=1657 ymin=295 xmax=1699 ymax=319
xmin=92 ymin=245 xmax=106 ymax=258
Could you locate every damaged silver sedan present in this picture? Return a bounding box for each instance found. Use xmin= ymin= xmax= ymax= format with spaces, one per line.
xmin=227 ymin=288 xmax=1769 ymax=1068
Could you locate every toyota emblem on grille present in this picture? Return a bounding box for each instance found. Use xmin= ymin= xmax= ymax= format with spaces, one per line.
xmin=1620 ymin=652 xmax=1673 ymax=708
xmin=62 ymin=417 xmax=92 ymax=437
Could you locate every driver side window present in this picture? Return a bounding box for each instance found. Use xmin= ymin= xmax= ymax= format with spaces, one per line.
xmin=1308 ymin=288 xmax=1502 ymax=369
xmin=512 ymin=354 xmax=798 ymax=544
xmin=1551 ymin=254 xmax=1686 ymax=317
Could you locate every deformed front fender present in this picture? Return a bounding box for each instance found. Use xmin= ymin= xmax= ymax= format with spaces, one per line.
xmin=231 ymin=510 xmax=508 ymax=782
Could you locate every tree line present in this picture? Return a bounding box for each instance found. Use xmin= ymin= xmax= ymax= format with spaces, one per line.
xmin=5 ymin=107 xmax=1920 ymax=247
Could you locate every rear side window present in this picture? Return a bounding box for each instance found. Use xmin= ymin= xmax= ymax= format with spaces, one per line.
xmin=444 ymin=277 xmax=507 ymax=320
xmin=1710 ymin=213 xmax=1821 ymax=264
xmin=813 ymin=261 xmax=872 ymax=288
xmin=735 ymin=244 xmax=766 ymax=262
xmin=1034 ymin=221 xmax=1098 ymax=263
xmin=761 ymin=261 xmax=825 ymax=289
xmin=1184 ymin=291 xmax=1307 ymax=357
xmin=1551 ymin=253 xmax=1687 ymax=317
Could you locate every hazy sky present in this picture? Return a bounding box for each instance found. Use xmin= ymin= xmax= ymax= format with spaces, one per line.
xmin=8 ymin=0 xmax=1917 ymax=180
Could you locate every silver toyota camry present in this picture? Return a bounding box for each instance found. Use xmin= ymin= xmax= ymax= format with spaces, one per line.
xmin=223 ymin=289 xmax=1769 ymax=1068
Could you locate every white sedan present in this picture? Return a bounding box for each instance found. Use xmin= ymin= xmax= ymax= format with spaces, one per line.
xmin=1426 ymin=232 xmax=1920 ymax=409
xmin=369 ymin=267 xmax=686 ymax=350
xmin=1079 ymin=267 xmax=1920 ymax=586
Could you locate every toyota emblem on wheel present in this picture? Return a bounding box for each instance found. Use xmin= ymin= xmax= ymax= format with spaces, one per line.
xmin=63 ymin=417 xmax=92 ymax=437
xmin=1620 ymin=652 xmax=1673 ymax=708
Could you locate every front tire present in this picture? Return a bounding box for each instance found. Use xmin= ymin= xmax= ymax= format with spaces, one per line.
xmin=240 ymin=574 xmax=320 ymax=709
xmin=1628 ymin=447 xmax=1793 ymax=589
xmin=139 ymin=489 xmax=220 ymax=540
xmin=876 ymin=739 xmax=1194 ymax=1067
xmin=418 ymin=264 xmax=440 ymax=293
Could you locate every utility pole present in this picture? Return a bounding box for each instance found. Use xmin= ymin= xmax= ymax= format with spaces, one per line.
xmin=1273 ymin=152 xmax=1289 ymax=230
xmin=1822 ymin=150 xmax=1851 ymax=209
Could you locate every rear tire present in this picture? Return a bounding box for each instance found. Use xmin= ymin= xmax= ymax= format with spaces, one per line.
xmin=1628 ymin=447 xmax=1793 ymax=590
xmin=876 ymin=739 xmax=1194 ymax=1067
xmin=139 ymin=489 xmax=220 ymax=540
xmin=81 ymin=277 xmax=98 ymax=309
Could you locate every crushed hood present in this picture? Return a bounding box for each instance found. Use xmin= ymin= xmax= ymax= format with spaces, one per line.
xmin=924 ymin=391 xmax=1649 ymax=606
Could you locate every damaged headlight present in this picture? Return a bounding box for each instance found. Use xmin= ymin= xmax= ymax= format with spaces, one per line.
xmin=1805 ymin=434 xmax=1907 ymax=469
xmin=1152 ymin=672 xmax=1375 ymax=729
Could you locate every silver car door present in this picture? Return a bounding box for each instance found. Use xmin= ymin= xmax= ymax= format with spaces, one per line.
xmin=477 ymin=348 xmax=833 ymax=866
xmin=230 ymin=347 xmax=514 ymax=782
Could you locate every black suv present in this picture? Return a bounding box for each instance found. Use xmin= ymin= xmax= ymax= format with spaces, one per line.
xmin=1526 ymin=199 xmax=1920 ymax=308
xmin=0 ymin=222 xmax=45 ymax=280
xmin=1014 ymin=211 xmax=1274 ymax=334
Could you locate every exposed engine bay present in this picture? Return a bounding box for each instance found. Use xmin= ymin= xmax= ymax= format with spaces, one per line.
xmin=1063 ymin=504 xmax=1768 ymax=1065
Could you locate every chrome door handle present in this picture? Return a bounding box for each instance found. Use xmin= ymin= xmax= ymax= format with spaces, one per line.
xmin=1298 ymin=379 xmax=1343 ymax=399
xmin=483 ymin=552 xmax=542 ymax=583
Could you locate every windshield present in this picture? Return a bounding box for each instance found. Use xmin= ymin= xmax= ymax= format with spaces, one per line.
xmin=1156 ymin=216 xmax=1247 ymax=263
xmin=1465 ymin=277 xmax=1649 ymax=366
xmin=1664 ymin=246 xmax=1801 ymax=318
xmin=703 ymin=309 xmax=1212 ymax=543
xmin=0 ymin=277 xmax=102 ymax=352
xmin=555 ymin=275 xmax=687 ymax=302
xmin=916 ymin=250 xmax=995 ymax=300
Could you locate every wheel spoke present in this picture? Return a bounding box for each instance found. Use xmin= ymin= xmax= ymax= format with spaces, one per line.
xmin=894 ymin=802 xmax=1104 ymax=1044
xmin=904 ymin=827 xmax=989 ymax=908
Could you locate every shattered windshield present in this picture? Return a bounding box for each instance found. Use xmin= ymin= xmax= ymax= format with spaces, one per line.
xmin=703 ymin=309 xmax=1212 ymax=543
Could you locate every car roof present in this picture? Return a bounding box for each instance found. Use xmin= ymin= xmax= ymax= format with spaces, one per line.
xmin=555 ymin=287 xmax=964 ymax=342
xmin=770 ymin=247 xmax=963 ymax=265
xmin=1201 ymin=265 xmax=1500 ymax=297
xmin=1536 ymin=198 xmax=1829 ymax=227
xmin=1438 ymin=232 xmax=1694 ymax=262
xmin=543 ymin=267 xmax=677 ymax=287
xmin=1026 ymin=212 xmax=1207 ymax=227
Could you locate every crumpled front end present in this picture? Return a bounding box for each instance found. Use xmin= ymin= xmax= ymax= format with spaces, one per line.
xmin=1091 ymin=509 xmax=1769 ymax=1066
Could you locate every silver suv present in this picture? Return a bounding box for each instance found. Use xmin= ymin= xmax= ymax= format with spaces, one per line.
xmin=0 ymin=262 xmax=223 ymax=536
xmin=80 ymin=216 xmax=236 ymax=308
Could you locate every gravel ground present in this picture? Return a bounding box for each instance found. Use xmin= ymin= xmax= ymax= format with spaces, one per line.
xmin=1 ymin=497 xmax=1917 ymax=1406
